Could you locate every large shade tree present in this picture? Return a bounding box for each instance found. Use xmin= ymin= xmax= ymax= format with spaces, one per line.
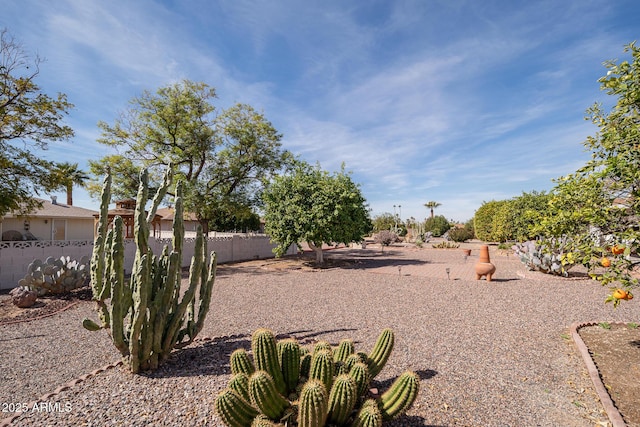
xmin=0 ymin=28 xmax=74 ymax=216
xmin=88 ymin=80 xmax=292 ymax=232
xmin=262 ymin=162 xmax=372 ymax=264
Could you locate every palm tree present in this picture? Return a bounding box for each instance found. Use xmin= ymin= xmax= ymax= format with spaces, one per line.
xmin=53 ymin=162 xmax=89 ymax=206
xmin=424 ymin=201 xmax=441 ymax=219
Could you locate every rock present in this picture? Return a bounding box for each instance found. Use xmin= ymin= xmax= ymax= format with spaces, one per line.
xmin=9 ymin=287 xmax=38 ymax=308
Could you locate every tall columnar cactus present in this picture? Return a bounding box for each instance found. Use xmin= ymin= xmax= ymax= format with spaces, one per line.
xmin=215 ymin=389 xmax=259 ymax=427
xmin=299 ymin=379 xmax=329 ymax=427
xmin=367 ymin=328 xmax=394 ymax=378
xmin=327 ymin=374 xmax=358 ymax=425
xmin=214 ymin=328 xmax=420 ymax=427
xmin=82 ymin=169 xmax=217 ymax=373
xmin=352 ymin=400 xmax=383 ymax=427
xmin=249 ymin=371 xmax=291 ymax=420
xmin=252 ymin=328 xmax=287 ymax=395
xmin=379 ymin=371 xmax=420 ymax=420
xmin=310 ymin=349 xmax=335 ymax=393
xmin=278 ymin=338 xmax=301 ymax=393
xmin=231 ymin=348 xmax=256 ymax=377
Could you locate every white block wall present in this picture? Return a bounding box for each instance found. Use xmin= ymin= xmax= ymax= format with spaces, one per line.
xmin=0 ymin=236 xmax=296 ymax=290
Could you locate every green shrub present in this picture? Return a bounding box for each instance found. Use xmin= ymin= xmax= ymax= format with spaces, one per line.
xmin=423 ymin=215 xmax=450 ymax=237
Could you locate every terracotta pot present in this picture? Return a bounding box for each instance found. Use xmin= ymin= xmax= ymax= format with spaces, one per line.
xmin=475 ymin=262 xmax=496 ymax=281
xmin=475 ymin=245 xmax=496 ymax=281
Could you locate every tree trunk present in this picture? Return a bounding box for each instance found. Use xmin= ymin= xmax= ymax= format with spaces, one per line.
xmin=307 ymin=241 xmax=324 ymax=264
xmin=66 ymin=184 xmax=73 ymax=206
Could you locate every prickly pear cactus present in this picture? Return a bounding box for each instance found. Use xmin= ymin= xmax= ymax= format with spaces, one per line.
xmin=214 ymin=328 xmax=420 ymax=427
xmin=512 ymin=237 xmax=575 ymax=277
xmin=82 ymin=168 xmax=217 ymax=373
xmin=18 ymin=255 xmax=90 ymax=295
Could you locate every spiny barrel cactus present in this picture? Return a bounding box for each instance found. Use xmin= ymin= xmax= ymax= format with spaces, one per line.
xmin=82 ymin=169 xmax=217 ymax=373
xmin=19 ymin=255 xmax=90 ymax=295
xmin=214 ymin=328 xmax=420 ymax=427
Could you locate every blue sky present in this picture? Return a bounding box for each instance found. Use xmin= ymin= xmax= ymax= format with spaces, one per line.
xmin=2 ymin=0 xmax=639 ymax=222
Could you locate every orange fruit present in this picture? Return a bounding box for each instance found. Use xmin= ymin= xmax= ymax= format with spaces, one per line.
xmin=611 ymin=245 xmax=625 ymax=255
xmin=612 ymin=289 xmax=628 ymax=300
xmin=601 ymin=257 xmax=611 ymax=267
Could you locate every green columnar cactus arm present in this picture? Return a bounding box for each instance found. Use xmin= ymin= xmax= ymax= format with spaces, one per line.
xmin=146 ymin=166 xmax=172 ymax=224
xmin=300 ymin=351 xmax=312 ymax=378
xmin=278 ymin=338 xmax=301 ymax=393
xmin=350 ymin=399 xmax=382 ymax=427
xmin=379 ymin=371 xmax=420 ymax=420
xmin=91 ymin=173 xmax=111 ymax=300
xmin=229 ymin=373 xmax=251 ymax=403
xmin=327 ymin=374 xmax=358 ymax=425
xmin=231 ymin=349 xmax=256 ymax=376
xmin=313 ymin=341 xmax=332 ymax=356
xmin=251 ymin=415 xmax=282 ymax=427
xmin=249 ymin=371 xmax=291 ymax=420
xmin=348 ymin=362 xmax=371 ymax=400
xmin=171 ymin=228 xmax=203 ymax=348
xmin=309 ymin=349 xmax=334 ymax=393
xmin=334 ymin=339 xmax=355 ymax=363
xmin=252 ymin=329 xmax=287 ymax=395
xmin=298 ymin=379 xmax=328 ymax=427
xmin=110 ymin=216 xmax=128 ymax=356
xmin=215 ymin=388 xmax=259 ymax=427
xmin=367 ymin=329 xmax=394 ymax=378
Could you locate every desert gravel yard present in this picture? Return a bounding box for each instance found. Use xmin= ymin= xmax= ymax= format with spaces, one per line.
xmin=1 ymin=243 xmax=638 ymax=426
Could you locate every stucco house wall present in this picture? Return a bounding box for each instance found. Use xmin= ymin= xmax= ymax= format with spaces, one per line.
xmin=1 ymin=197 xmax=98 ymax=241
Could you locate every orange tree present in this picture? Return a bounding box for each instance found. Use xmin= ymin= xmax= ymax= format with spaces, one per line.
xmin=536 ymin=43 xmax=640 ymax=306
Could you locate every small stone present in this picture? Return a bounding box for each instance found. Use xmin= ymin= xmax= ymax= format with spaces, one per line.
xmin=10 ymin=287 xmax=38 ymax=308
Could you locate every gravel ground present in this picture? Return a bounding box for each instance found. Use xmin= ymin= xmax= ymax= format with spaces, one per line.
xmin=1 ymin=243 xmax=638 ymax=426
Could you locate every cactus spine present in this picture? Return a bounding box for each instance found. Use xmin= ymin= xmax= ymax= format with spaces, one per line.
xmin=367 ymin=329 xmax=394 ymax=378
xmin=309 ymin=349 xmax=334 ymax=393
xmin=231 ymin=348 xmax=256 ymax=376
xmin=379 ymin=371 xmax=420 ymax=420
xmin=328 ymin=374 xmax=358 ymax=425
xmin=83 ymin=169 xmax=217 ymax=373
xmin=252 ymin=329 xmax=287 ymax=395
xmin=278 ymin=338 xmax=301 ymax=393
xmin=299 ymin=379 xmax=328 ymax=427
xmin=249 ymin=371 xmax=291 ymax=420
xmin=351 ymin=399 xmax=383 ymax=427
xmin=215 ymin=388 xmax=259 ymax=427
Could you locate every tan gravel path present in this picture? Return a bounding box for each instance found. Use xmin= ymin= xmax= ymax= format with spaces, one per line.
xmin=1 ymin=243 xmax=638 ymax=426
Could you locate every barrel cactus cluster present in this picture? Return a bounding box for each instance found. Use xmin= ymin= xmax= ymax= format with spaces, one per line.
xmin=512 ymin=237 xmax=575 ymax=277
xmin=18 ymin=255 xmax=90 ymax=295
xmin=215 ymin=328 xmax=419 ymax=427
xmin=82 ymin=169 xmax=217 ymax=373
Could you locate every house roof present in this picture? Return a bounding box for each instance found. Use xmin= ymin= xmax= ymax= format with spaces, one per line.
xmin=156 ymin=207 xmax=199 ymax=222
xmin=3 ymin=198 xmax=98 ymax=219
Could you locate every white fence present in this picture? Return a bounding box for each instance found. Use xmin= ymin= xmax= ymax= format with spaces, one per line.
xmin=0 ymin=235 xmax=296 ymax=290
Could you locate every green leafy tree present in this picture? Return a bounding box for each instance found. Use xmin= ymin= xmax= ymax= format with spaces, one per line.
xmin=52 ymin=162 xmax=89 ymax=206
xmin=262 ymin=162 xmax=371 ymax=264
xmin=0 ymin=28 xmax=74 ymax=216
xmin=423 ymin=215 xmax=450 ymax=237
xmin=541 ymin=42 xmax=640 ymax=305
xmin=473 ymin=200 xmax=508 ymax=242
xmin=424 ymin=201 xmax=441 ymax=219
xmin=493 ymin=191 xmax=550 ymax=242
xmin=89 ymin=80 xmax=292 ymax=232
